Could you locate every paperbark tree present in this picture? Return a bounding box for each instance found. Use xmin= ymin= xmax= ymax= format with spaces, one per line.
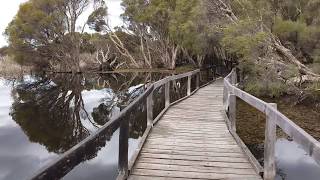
xmin=5 ymin=0 xmax=108 ymax=72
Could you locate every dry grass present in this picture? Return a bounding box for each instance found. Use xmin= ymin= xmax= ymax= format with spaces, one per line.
xmin=0 ymin=56 xmax=31 ymax=77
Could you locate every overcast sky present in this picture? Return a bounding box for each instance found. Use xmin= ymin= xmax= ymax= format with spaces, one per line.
xmin=0 ymin=0 xmax=123 ymax=47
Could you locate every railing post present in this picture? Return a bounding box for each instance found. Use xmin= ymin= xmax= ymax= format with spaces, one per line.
xmin=196 ymin=73 xmax=200 ymax=89
xmin=228 ymin=93 xmax=236 ymax=132
xmin=231 ymin=69 xmax=237 ymax=85
xmin=187 ymin=75 xmax=191 ymax=96
xmin=264 ymin=103 xmax=277 ymax=180
xmin=118 ymin=119 xmax=129 ymax=178
xmin=165 ymin=81 xmax=170 ymax=107
xmin=147 ymin=91 xmax=154 ymax=126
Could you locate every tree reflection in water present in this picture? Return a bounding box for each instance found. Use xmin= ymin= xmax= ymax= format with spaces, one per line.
xmin=9 ymin=72 xmax=167 ymax=155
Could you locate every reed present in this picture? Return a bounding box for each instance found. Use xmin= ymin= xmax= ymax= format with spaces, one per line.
xmin=0 ymin=56 xmax=30 ymax=77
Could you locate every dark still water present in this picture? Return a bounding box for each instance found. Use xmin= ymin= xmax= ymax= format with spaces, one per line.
xmin=236 ymin=98 xmax=320 ymax=180
xmin=0 ymin=72 xmax=168 ymax=180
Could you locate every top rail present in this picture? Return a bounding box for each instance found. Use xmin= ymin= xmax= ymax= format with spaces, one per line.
xmin=223 ymin=69 xmax=320 ymax=180
xmin=29 ymin=68 xmax=205 ymax=180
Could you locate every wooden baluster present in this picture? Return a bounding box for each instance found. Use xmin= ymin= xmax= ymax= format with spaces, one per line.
xmin=228 ymin=93 xmax=236 ymax=132
xmin=187 ymin=75 xmax=191 ymax=96
xmin=264 ymin=103 xmax=277 ymax=180
xmin=147 ymin=91 xmax=154 ymax=126
xmin=223 ymin=82 xmax=227 ymax=108
xmin=231 ymin=69 xmax=237 ymax=85
xmin=196 ymin=73 xmax=200 ymax=89
xmin=118 ymin=119 xmax=129 ymax=178
xmin=165 ymin=81 xmax=170 ymax=107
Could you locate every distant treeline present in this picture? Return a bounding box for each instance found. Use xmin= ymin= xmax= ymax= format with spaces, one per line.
xmin=3 ymin=0 xmax=320 ymax=101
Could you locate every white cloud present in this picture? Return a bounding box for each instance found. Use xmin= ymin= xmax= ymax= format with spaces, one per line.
xmin=106 ymin=0 xmax=124 ymax=28
xmin=0 ymin=0 xmax=124 ymax=47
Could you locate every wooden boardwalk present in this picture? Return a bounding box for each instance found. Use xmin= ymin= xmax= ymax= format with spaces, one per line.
xmin=129 ymin=80 xmax=261 ymax=180
xmin=30 ymin=69 xmax=320 ymax=180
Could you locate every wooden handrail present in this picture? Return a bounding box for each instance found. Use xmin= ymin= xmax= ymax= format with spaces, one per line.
xmin=29 ymin=69 xmax=205 ymax=180
xmin=223 ymin=69 xmax=320 ymax=180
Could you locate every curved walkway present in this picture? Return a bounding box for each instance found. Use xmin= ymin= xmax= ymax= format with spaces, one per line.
xmin=128 ymin=80 xmax=261 ymax=180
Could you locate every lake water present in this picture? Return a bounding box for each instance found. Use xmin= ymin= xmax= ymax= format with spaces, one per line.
xmin=0 ymin=71 xmax=214 ymax=180
xmin=236 ymin=98 xmax=320 ymax=180
xmin=0 ymin=72 xmax=170 ymax=180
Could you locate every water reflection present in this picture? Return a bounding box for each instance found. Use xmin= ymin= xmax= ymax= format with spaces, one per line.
xmin=0 ymin=72 xmax=167 ymax=180
xmin=276 ymin=138 xmax=320 ymax=180
xmin=236 ymin=99 xmax=320 ymax=180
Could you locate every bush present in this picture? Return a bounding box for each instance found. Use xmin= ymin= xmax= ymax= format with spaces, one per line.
xmin=0 ymin=56 xmax=30 ymax=77
xmin=244 ymin=79 xmax=288 ymax=98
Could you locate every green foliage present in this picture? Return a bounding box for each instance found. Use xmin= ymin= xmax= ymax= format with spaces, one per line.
xmin=5 ymin=0 xmax=65 ymax=65
xmin=5 ymin=0 xmax=107 ymax=69
xmin=244 ymin=77 xmax=288 ymax=98
xmin=122 ymin=0 xmax=211 ymax=67
xmin=307 ymin=81 xmax=320 ymax=99
xmin=221 ymin=20 xmax=267 ymax=75
xmin=168 ymin=0 xmax=205 ymax=54
xmin=87 ymin=5 xmax=108 ymax=32
xmin=273 ymin=19 xmax=306 ymax=38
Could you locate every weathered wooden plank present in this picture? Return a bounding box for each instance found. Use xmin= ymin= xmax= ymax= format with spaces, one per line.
xmin=163 ymin=114 xmax=224 ymax=117
xmin=131 ymin=169 xmax=261 ymax=179
xmin=150 ymin=131 xmax=231 ymax=137
xmin=148 ymin=136 xmax=235 ymax=141
xmin=146 ymin=139 xmax=237 ymax=146
xmin=134 ymin=163 xmax=257 ymax=175
xmin=157 ymin=121 xmax=226 ymax=125
xmin=128 ymin=175 xmax=198 ymax=180
xmin=137 ymin=157 xmax=254 ymax=169
xmin=146 ymin=139 xmax=236 ymax=145
xmin=157 ymin=122 xmax=226 ymax=126
xmin=151 ymin=129 xmax=230 ymax=134
xmin=150 ymin=131 xmax=232 ymax=137
xmin=153 ymin=124 xmax=227 ymax=129
xmin=160 ymin=119 xmax=225 ymax=123
xmin=155 ymin=122 xmax=228 ymax=127
xmin=140 ymin=149 xmax=246 ymax=158
xmin=153 ymin=127 xmax=229 ymax=132
xmin=150 ymin=132 xmax=232 ymax=137
xmin=143 ymin=143 xmax=240 ymax=150
xmin=139 ymin=153 xmax=249 ymax=163
xmin=142 ymin=145 xmax=244 ymax=153
xmin=161 ymin=117 xmax=225 ymax=122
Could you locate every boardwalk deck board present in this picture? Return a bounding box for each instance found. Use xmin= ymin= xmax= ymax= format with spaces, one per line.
xmin=129 ymin=80 xmax=262 ymax=180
